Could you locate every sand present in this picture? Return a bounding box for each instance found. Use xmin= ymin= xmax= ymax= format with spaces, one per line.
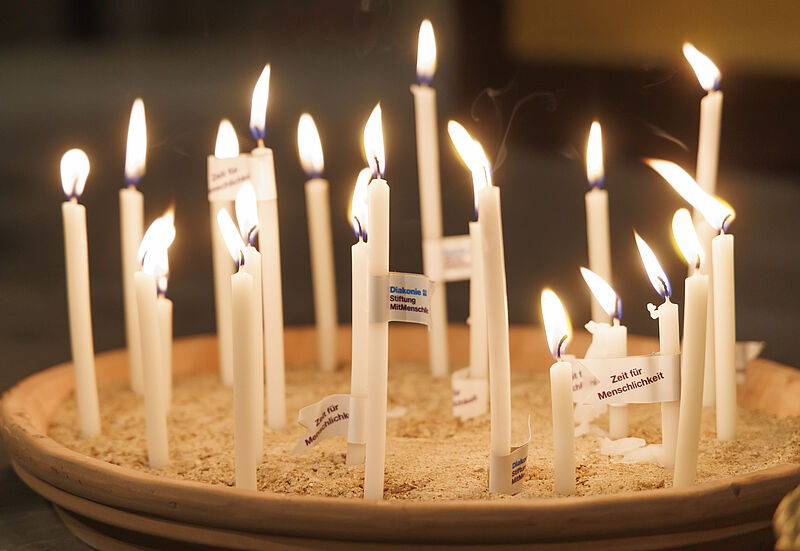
xmin=48 ymin=361 xmax=800 ymax=501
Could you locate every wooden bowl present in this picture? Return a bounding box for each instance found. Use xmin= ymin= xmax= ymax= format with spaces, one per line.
xmin=2 ymin=325 xmax=799 ymax=550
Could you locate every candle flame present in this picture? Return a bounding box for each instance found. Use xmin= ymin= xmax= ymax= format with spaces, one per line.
xmin=586 ymin=121 xmax=604 ymax=188
xmin=249 ymin=63 xmax=270 ymax=141
xmin=683 ymin=43 xmax=721 ymax=92
xmin=216 ymin=208 xmax=246 ymax=265
xmin=124 ymin=98 xmax=147 ymax=186
xmin=363 ymin=103 xmax=385 ymax=179
xmin=349 ymin=168 xmax=371 ymax=239
xmin=447 ymin=120 xmax=492 ymax=209
xmin=235 ymin=182 xmax=259 ymax=246
xmin=580 ymin=267 xmax=622 ymax=321
xmin=634 ymin=231 xmax=671 ymax=299
xmin=297 ymin=113 xmax=324 ymax=177
xmin=541 ymin=289 xmax=572 ymax=360
xmin=214 ymin=119 xmax=240 ymax=159
xmin=672 ymin=208 xmax=705 ymax=270
xmin=60 ymin=148 xmax=90 ymax=199
xmin=138 ymin=209 xmax=175 ymax=279
xmin=416 ymin=19 xmax=437 ymax=84
xmin=646 ymin=159 xmax=735 ymax=232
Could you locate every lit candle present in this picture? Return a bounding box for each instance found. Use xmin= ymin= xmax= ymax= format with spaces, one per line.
xmin=217 ymin=208 xmax=258 ymax=490
xmin=647 ymin=160 xmax=737 ymax=441
xmin=579 ymin=267 xmax=628 ymax=439
xmin=541 ymin=289 xmax=575 ymax=496
xmin=447 ymin=121 xmax=489 ymax=388
xmin=363 ymin=104 xmax=390 ymax=500
xmin=157 ymin=268 xmax=172 ymax=412
xmin=235 ymin=183 xmax=265 ymax=459
xmin=411 ymin=19 xmax=449 ymax=379
xmin=60 ymin=149 xmax=101 ymax=438
xmin=135 ymin=212 xmax=175 ymax=469
xmin=121 ymin=98 xmax=146 ymax=394
xmin=249 ymin=64 xmax=286 ymax=430
xmin=347 ymin=168 xmax=370 ymax=466
xmin=633 ymin=232 xmax=680 ymax=467
xmin=208 ymin=119 xmax=239 ymax=386
xmin=297 ymin=113 xmax=338 ymax=372
xmin=684 ymin=43 xmax=723 ymax=407
xmin=671 ymin=209 xmax=709 ymax=487
xmin=585 ymin=121 xmax=612 ymax=323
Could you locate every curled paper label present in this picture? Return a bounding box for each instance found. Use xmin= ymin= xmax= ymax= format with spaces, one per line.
xmin=489 ymin=418 xmax=531 ymax=495
xmin=347 ymin=395 xmax=367 ymax=447
xmin=423 ymin=236 xmax=472 ymax=282
xmin=369 ymin=272 xmax=432 ymax=325
xmin=451 ymin=367 xmax=488 ymax=419
xmin=577 ymin=354 xmax=681 ymax=405
xmin=248 ymin=150 xmax=277 ymax=201
xmin=563 ymin=354 xmax=600 ymax=404
xmin=291 ymin=394 xmax=351 ymax=454
xmin=207 ymin=156 xmax=252 ymax=201
xmin=736 ymin=340 xmax=765 ymax=383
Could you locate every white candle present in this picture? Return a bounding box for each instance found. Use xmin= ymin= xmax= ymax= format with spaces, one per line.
xmin=363 ymin=105 xmax=390 ymax=500
xmin=585 ymin=122 xmax=612 ymax=324
xmin=541 ymin=289 xmax=575 ymax=496
xmin=157 ymin=276 xmax=173 ymax=412
xmin=347 ymin=168 xmax=370 ymax=466
xmin=411 ymin=20 xmax=449 ymax=379
xmin=646 ymin=160 xmax=737 ymax=441
xmin=298 ymin=114 xmax=338 ymax=372
xmin=249 ymin=64 xmax=286 ymax=430
xmin=60 ymin=149 xmax=101 ymax=438
xmin=579 ymin=267 xmax=628 ymax=439
xmin=672 ymin=209 xmax=709 ymax=487
xmin=121 ymin=98 xmax=146 ymax=394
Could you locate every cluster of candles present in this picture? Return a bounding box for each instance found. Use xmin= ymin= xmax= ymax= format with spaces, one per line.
xmin=58 ymin=20 xmax=736 ymax=499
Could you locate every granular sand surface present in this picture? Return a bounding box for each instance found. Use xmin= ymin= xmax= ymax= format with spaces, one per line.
xmin=49 ymin=362 xmax=800 ymax=500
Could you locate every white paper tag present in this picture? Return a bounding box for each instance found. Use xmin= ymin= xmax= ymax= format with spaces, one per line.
xmin=346 ymin=395 xmax=367 ymax=447
xmin=451 ymin=367 xmax=488 ymax=419
xmin=249 ymin=149 xmax=277 ymax=201
xmin=369 ymin=272 xmax=432 ymax=325
xmin=736 ymin=340 xmax=765 ymax=383
xmin=564 ymin=354 xmax=600 ymax=403
xmin=291 ymin=394 xmax=351 ymax=454
xmin=207 ymin=156 xmax=252 ymax=201
xmin=576 ymin=354 xmax=680 ymax=405
xmin=423 ymin=235 xmax=471 ymax=282
xmin=489 ymin=419 xmax=531 ymax=495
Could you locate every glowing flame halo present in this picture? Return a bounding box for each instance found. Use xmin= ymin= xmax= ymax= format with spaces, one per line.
xmin=447 ymin=120 xmax=492 ymax=212
xmin=634 ymin=231 xmax=671 ymax=299
xmin=60 ymin=148 xmax=90 ymax=200
xmin=363 ymin=103 xmax=385 ymax=179
xmin=672 ymin=208 xmax=705 ymax=271
xmin=235 ymin=183 xmax=259 ymax=246
xmin=586 ymin=121 xmax=603 ymax=189
xmin=216 ymin=208 xmax=246 ymax=265
xmin=349 ymin=168 xmax=371 ymax=240
xmin=297 ymin=113 xmax=324 ymax=177
xmin=214 ymin=119 xmax=240 ymax=159
xmin=580 ymin=267 xmax=622 ymax=321
xmin=416 ymin=19 xmax=436 ymax=84
xmin=249 ymin=63 xmax=271 ymax=142
xmin=125 ymin=98 xmax=147 ymax=186
xmin=541 ymin=289 xmax=572 ymax=360
xmin=683 ymin=43 xmax=721 ymax=92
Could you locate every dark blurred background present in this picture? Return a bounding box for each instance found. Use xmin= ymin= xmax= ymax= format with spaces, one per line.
xmin=2 ymin=1 xmax=800 ymax=546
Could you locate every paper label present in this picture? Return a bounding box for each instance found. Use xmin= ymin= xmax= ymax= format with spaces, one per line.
xmin=736 ymin=340 xmax=765 ymax=383
xmin=291 ymin=394 xmax=351 ymax=454
xmin=575 ymin=354 xmax=680 ymax=405
xmin=369 ymin=272 xmax=432 ymax=325
xmin=564 ymin=354 xmax=600 ymax=403
xmin=451 ymin=367 xmax=488 ymax=419
xmin=207 ymin=156 xmax=252 ymax=201
xmin=489 ymin=419 xmax=531 ymax=495
xmin=423 ymin=236 xmax=471 ymax=282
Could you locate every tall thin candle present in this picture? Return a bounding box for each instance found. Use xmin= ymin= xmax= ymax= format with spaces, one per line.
xmin=584 ymin=122 xmax=612 ymax=323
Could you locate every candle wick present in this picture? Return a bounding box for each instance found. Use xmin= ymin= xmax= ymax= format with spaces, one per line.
xmin=695 ymin=255 xmax=701 ymax=272
xmin=373 ymin=156 xmax=381 ymax=179
xmin=720 ymin=214 xmax=732 ymax=235
xmin=557 ymin=335 xmax=568 ymax=360
xmin=657 ymin=276 xmax=670 ymax=299
xmin=257 ymin=138 xmax=265 ymax=149
xmin=239 ymin=251 xmax=245 ymax=267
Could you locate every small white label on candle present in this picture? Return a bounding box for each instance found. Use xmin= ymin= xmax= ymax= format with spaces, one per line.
xmin=207 ymin=157 xmax=252 ymax=201
xmin=575 ymin=354 xmax=680 ymax=405
xmin=423 ymin=235 xmax=472 ymax=282
xmin=735 ymin=340 xmax=764 ymax=383
xmin=369 ymin=272 xmax=433 ymax=326
xmin=291 ymin=394 xmax=351 ymax=454
xmin=451 ymin=367 xmax=488 ymax=419
xmin=564 ymin=354 xmax=600 ymax=403
xmin=489 ymin=419 xmax=531 ymax=495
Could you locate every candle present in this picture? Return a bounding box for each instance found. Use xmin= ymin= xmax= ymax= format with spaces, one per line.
xmin=647 ymin=160 xmax=737 ymax=440
xmin=347 ymin=168 xmax=370 ymax=466
xmin=579 ymin=267 xmax=628 ymax=439
xmin=157 ymin=274 xmax=172 ymax=412
xmin=411 ymin=20 xmax=449 ymax=379
xmin=671 ymin=209 xmax=709 ymax=487
xmin=362 ymin=104 xmax=390 ymax=500
xmin=684 ymin=43 xmax=723 ymax=407
xmin=60 ymin=149 xmax=101 ymax=438
xmin=297 ymin=114 xmax=338 ymax=372
xmin=633 ymin=232 xmax=680 ymax=467
xmin=235 ymin=183 xmax=265 ymax=459
xmin=249 ymin=64 xmax=286 ymax=430
xmin=134 ymin=212 xmax=175 ymax=469
xmin=541 ymin=289 xmax=575 ymax=495
xmin=209 ymin=120 xmax=238 ymax=386
xmin=121 ymin=98 xmax=146 ymax=394
xmin=585 ymin=121 xmax=612 ymax=323
xmin=217 ymin=208 xmax=258 ymax=490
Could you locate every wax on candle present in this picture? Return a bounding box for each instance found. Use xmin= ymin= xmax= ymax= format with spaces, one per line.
xmin=121 ymin=98 xmax=146 ymax=394
xmin=297 ymin=114 xmax=338 ymax=373
xmin=60 ymin=149 xmax=101 ymax=438
xmin=584 ymin=121 xmax=613 ymax=324
xmin=541 ymin=289 xmax=575 ymax=495
xmin=157 ymin=281 xmax=172 ymax=411
xmin=412 ymin=19 xmax=449 ymax=379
